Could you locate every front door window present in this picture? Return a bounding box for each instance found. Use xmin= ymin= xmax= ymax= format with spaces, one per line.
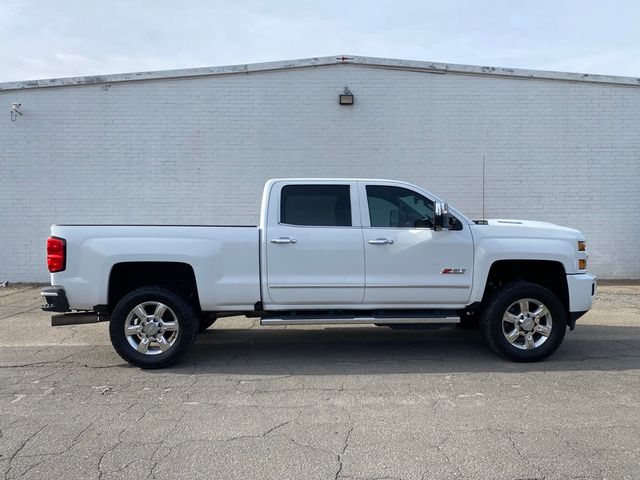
xmin=366 ymin=185 xmax=434 ymax=229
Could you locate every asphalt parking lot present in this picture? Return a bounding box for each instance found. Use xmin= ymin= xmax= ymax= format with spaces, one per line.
xmin=1 ymin=284 xmax=639 ymax=480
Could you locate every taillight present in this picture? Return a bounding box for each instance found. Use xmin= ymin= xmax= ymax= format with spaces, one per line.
xmin=47 ymin=236 xmax=66 ymax=272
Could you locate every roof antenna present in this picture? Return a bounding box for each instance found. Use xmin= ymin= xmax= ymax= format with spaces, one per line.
xmin=482 ymin=153 xmax=486 ymax=220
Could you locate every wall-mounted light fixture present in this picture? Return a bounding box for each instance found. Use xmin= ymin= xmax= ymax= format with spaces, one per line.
xmin=10 ymin=103 xmax=23 ymax=121
xmin=339 ymin=87 xmax=354 ymax=105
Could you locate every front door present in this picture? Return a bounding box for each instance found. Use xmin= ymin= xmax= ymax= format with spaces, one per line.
xmin=360 ymin=183 xmax=473 ymax=306
xmin=265 ymin=182 xmax=365 ymax=306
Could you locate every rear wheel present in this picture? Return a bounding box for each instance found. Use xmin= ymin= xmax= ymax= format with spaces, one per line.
xmin=480 ymin=281 xmax=566 ymax=362
xmin=109 ymin=286 xmax=198 ymax=369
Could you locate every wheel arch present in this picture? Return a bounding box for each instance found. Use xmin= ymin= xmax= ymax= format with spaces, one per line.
xmin=107 ymin=261 xmax=201 ymax=312
xmin=480 ymin=260 xmax=569 ymax=315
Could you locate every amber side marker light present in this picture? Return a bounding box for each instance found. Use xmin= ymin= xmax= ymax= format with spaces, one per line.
xmin=579 ymin=259 xmax=587 ymax=270
xmin=578 ymin=241 xmax=586 ymax=251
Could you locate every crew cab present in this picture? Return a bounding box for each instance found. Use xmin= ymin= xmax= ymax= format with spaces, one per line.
xmin=42 ymin=179 xmax=596 ymax=368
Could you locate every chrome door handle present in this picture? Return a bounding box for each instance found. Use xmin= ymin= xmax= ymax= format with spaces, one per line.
xmin=368 ymin=238 xmax=394 ymax=245
xmin=271 ymin=237 xmax=297 ymax=244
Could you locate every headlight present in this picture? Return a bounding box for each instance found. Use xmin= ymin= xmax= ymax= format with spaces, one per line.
xmin=578 ymin=241 xmax=586 ymax=252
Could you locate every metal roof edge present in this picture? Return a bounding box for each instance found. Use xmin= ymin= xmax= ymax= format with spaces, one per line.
xmin=1 ymin=54 xmax=639 ymax=92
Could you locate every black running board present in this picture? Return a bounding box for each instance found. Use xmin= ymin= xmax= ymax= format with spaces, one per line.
xmin=51 ymin=312 xmax=106 ymax=326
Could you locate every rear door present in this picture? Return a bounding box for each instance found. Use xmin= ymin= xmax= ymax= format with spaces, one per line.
xmin=264 ymin=181 xmax=365 ymax=306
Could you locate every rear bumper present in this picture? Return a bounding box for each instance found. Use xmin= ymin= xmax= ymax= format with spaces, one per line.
xmin=566 ymin=273 xmax=597 ymax=325
xmin=42 ymin=286 xmax=104 ymax=325
xmin=41 ymin=287 xmax=70 ymax=313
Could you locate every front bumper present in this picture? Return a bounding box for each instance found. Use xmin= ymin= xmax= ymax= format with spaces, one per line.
xmin=566 ymin=273 xmax=597 ymax=328
xmin=41 ymin=287 xmax=70 ymax=313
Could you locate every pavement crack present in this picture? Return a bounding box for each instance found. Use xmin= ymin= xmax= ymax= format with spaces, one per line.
xmin=8 ymin=458 xmax=45 ymax=480
xmin=147 ymin=460 xmax=159 ymax=480
xmin=504 ymin=430 xmax=542 ymax=478
xmin=9 ymin=426 xmax=44 ymax=460
xmin=237 ymin=375 xmax=292 ymax=383
xmin=226 ymin=420 xmax=292 ymax=442
xmin=557 ymin=432 xmax=604 ymax=478
xmin=436 ymin=432 xmax=463 ymax=478
xmin=145 ymin=410 xmax=188 ymax=479
xmin=0 ymin=306 xmax=41 ymax=321
xmin=4 ymin=426 xmax=46 ymax=480
xmin=68 ymin=422 xmax=94 ymax=452
xmin=0 ymin=361 xmax=75 ymax=369
xmin=134 ymin=405 xmax=153 ymax=425
xmin=262 ymin=420 xmax=292 ymax=437
xmin=334 ymin=426 xmax=353 ymax=480
xmin=96 ymin=427 xmax=126 ymax=480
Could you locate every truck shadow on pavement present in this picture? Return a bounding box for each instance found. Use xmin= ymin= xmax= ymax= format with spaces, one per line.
xmin=172 ymin=324 xmax=640 ymax=375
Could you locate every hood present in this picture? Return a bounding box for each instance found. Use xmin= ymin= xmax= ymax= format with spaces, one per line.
xmin=473 ymin=219 xmax=584 ymax=240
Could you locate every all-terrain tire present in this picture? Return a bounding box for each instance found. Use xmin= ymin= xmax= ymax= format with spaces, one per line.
xmin=109 ymin=286 xmax=198 ymax=369
xmin=479 ymin=281 xmax=566 ymax=362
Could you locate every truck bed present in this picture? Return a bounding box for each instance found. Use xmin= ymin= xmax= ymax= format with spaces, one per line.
xmin=50 ymin=224 xmax=261 ymax=311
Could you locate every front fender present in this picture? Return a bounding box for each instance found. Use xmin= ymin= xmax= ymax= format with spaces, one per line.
xmin=469 ymin=237 xmax=575 ymax=304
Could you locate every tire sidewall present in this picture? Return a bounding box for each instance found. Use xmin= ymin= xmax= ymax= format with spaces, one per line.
xmin=482 ymin=282 xmax=567 ymax=362
xmin=109 ymin=286 xmax=198 ymax=368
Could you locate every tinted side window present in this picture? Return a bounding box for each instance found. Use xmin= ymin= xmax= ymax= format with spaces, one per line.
xmin=280 ymin=185 xmax=351 ymax=227
xmin=366 ymin=185 xmax=434 ymax=228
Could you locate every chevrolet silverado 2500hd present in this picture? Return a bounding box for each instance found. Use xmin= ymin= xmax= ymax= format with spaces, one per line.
xmin=42 ymin=179 xmax=596 ymax=368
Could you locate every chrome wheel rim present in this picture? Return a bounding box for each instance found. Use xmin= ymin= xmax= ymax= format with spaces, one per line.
xmin=124 ymin=302 xmax=179 ymax=355
xmin=502 ymin=298 xmax=552 ymax=350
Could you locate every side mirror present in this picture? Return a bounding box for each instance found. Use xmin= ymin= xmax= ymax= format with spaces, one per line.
xmin=434 ymin=202 xmax=449 ymax=231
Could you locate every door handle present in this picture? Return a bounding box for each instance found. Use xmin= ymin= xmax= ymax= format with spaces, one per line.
xmin=271 ymin=237 xmax=297 ymax=244
xmin=368 ymin=238 xmax=394 ymax=245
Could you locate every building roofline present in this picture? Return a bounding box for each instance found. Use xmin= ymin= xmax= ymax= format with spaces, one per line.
xmin=1 ymin=54 xmax=639 ymax=92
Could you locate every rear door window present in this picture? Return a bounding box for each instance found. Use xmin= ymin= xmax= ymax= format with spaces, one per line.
xmin=280 ymin=185 xmax=352 ymax=227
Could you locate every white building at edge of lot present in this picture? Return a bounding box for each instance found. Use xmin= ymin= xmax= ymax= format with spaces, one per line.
xmin=0 ymin=55 xmax=639 ymax=282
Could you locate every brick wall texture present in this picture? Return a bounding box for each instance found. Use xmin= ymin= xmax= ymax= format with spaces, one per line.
xmin=1 ymin=64 xmax=639 ymax=281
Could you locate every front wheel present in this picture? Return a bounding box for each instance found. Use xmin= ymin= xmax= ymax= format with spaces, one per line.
xmin=109 ymin=286 xmax=198 ymax=369
xmin=480 ymin=281 xmax=566 ymax=362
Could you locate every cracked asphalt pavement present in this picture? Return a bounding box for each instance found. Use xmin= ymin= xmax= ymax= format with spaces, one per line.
xmin=1 ymin=283 xmax=639 ymax=479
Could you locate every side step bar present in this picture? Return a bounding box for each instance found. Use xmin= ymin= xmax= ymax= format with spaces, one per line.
xmin=260 ymin=314 xmax=460 ymax=326
xmin=51 ymin=312 xmax=105 ymax=326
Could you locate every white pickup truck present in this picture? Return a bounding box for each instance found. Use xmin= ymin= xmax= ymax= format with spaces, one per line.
xmin=42 ymin=178 xmax=596 ymax=368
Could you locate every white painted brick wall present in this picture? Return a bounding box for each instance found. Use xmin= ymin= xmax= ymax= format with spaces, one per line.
xmin=1 ymin=64 xmax=639 ymax=281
